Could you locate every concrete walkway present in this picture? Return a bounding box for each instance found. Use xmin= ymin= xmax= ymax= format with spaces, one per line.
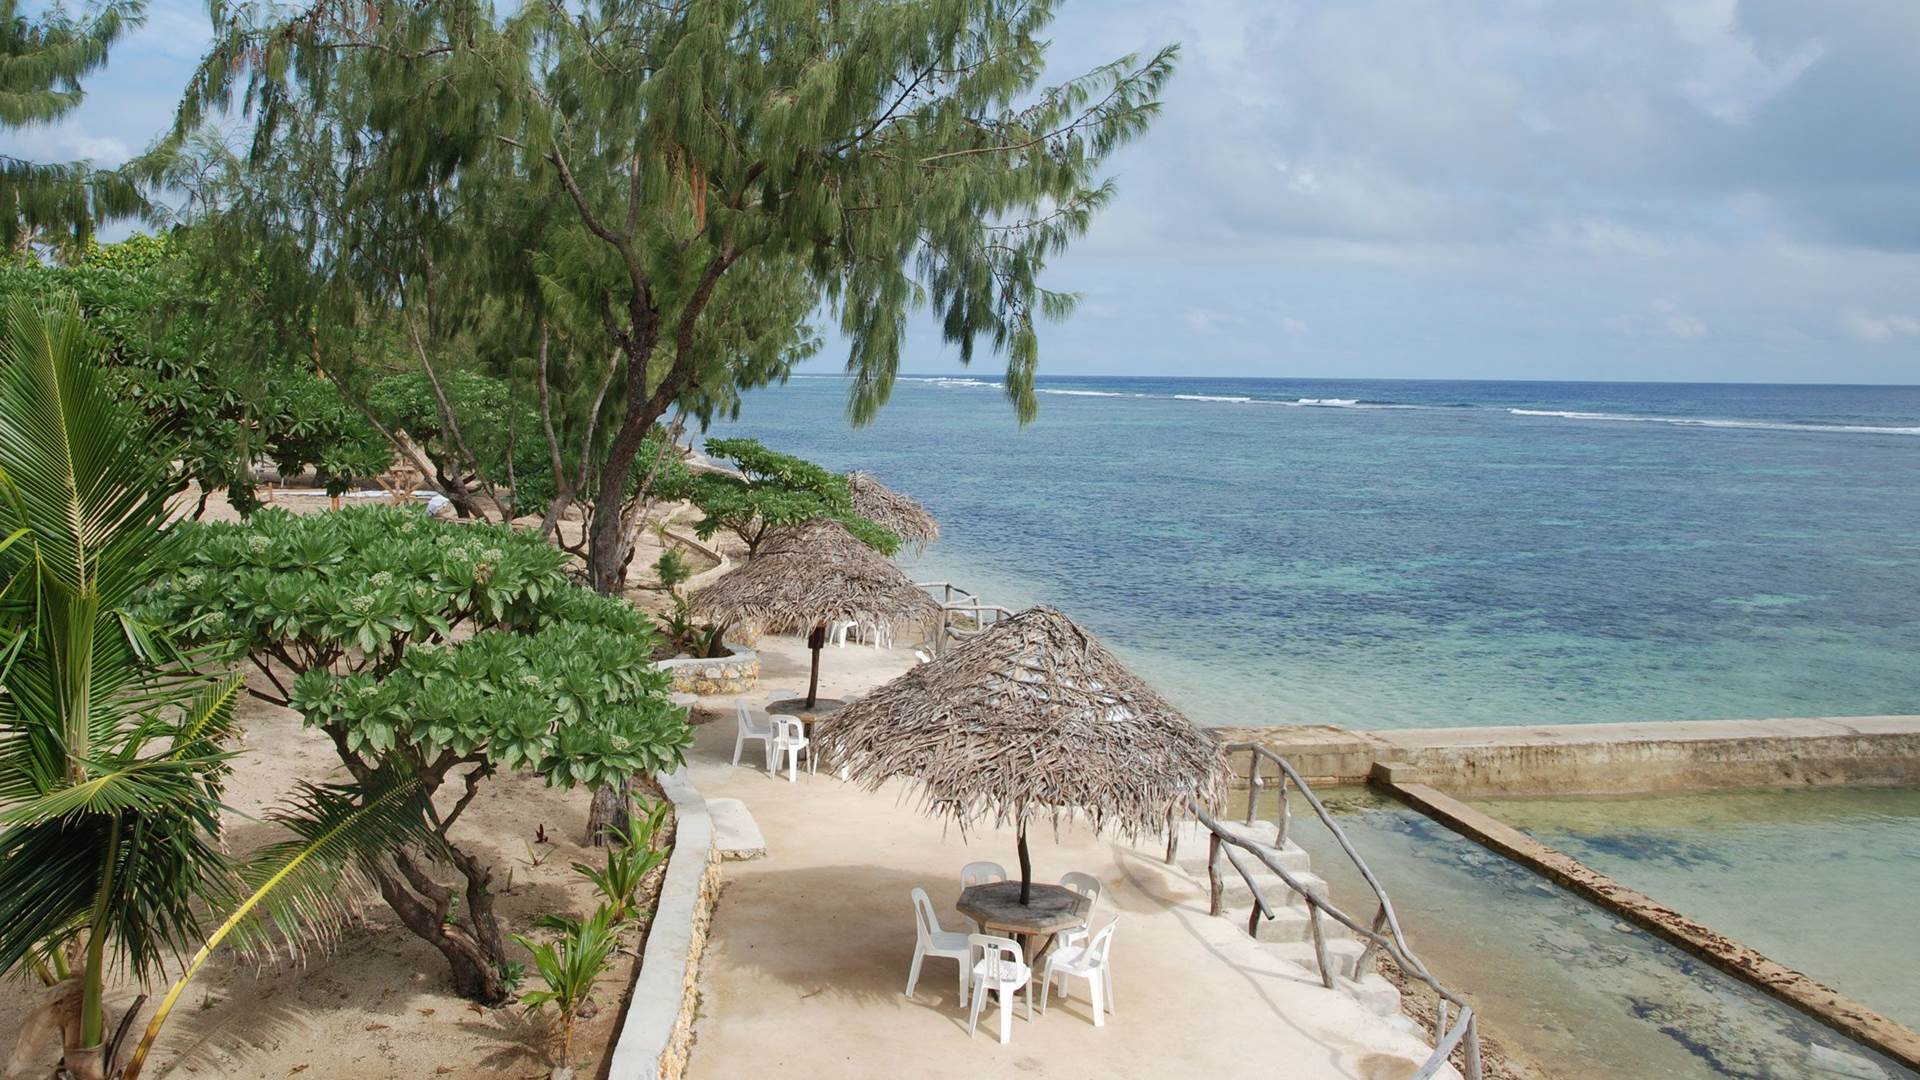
xmin=680 ymin=635 xmax=1444 ymax=1080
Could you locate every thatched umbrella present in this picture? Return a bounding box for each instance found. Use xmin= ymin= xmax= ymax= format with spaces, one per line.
xmin=845 ymin=470 xmax=939 ymax=553
xmin=693 ymin=518 xmax=941 ymax=706
xmin=818 ymin=605 xmax=1227 ymax=904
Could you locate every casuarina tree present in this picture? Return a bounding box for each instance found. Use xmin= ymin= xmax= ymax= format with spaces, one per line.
xmin=179 ymin=0 xmax=1176 ymax=592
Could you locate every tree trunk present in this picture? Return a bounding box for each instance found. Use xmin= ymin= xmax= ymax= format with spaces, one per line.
xmin=372 ymin=862 xmax=509 ymax=1004
xmin=586 ymin=777 xmax=632 ymax=846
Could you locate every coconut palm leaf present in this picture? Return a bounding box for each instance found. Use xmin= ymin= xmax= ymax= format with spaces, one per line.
xmin=0 ymin=295 xmax=239 ymax=1070
xmin=122 ymin=773 xmax=436 ymax=1080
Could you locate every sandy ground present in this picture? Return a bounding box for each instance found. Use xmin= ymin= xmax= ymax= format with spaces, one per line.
xmin=679 ymin=634 xmax=1448 ymax=1080
xmin=1 ymin=491 xmax=693 ymax=1079
xmin=2 ymin=683 xmax=651 ymax=1079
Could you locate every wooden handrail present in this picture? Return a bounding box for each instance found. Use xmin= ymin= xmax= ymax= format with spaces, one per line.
xmin=1185 ymin=742 xmax=1482 ymax=1079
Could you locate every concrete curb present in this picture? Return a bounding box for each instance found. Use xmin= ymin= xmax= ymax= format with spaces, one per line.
xmin=606 ymin=766 xmax=722 ymax=1080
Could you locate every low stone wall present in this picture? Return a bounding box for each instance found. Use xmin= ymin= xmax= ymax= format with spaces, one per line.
xmin=606 ymin=766 xmax=724 ymax=1080
xmin=1230 ymin=716 xmax=1920 ymax=795
xmin=657 ymin=645 xmax=759 ymax=697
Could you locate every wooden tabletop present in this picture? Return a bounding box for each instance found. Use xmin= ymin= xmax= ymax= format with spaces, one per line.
xmin=765 ymin=697 xmax=847 ymax=721
xmin=956 ymin=882 xmax=1090 ymax=935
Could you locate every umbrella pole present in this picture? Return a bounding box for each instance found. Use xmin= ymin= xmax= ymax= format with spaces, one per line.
xmin=806 ymin=623 xmax=826 ymax=708
xmin=1017 ymin=824 xmax=1032 ymax=906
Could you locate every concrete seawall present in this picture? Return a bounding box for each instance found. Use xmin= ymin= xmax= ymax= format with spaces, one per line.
xmin=1229 ymin=715 xmax=1920 ymax=795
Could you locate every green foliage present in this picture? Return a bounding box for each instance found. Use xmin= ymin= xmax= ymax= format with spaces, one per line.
xmin=653 ymin=547 xmax=691 ymax=592
xmin=0 ymin=0 xmax=147 ymax=253
xmin=676 ymin=438 xmax=899 ymax=557
xmin=650 ymin=547 xmax=729 ymax=659
xmin=147 ymin=504 xmax=690 ymax=1000
xmin=513 ymin=905 xmax=621 ymax=1066
xmin=155 ymin=506 xmax=689 ymax=790
xmin=571 ymin=799 xmax=669 ymax=923
xmin=366 ymin=369 xmax=554 ymax=515
xmin=0 ymin=296 xmax=241 ymax=1064
xmin=0 ymin=234 xmax=391 ymax=509
xmin=179 ymin=0 xmax=1174 ymax=588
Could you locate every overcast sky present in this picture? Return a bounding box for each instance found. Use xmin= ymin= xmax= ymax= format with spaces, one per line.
xmin=10 ymin=0 xmax=1920 ymax=384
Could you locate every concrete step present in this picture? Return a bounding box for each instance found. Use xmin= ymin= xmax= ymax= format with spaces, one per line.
xmin=1336 ymin=971 xmax=1404 ymax=1018
xmin=707 ymin=797 xmax=766 ymax=861
xmin=1171 ymin=821 xmax=1313 ymax=875
xmin=1241 ymin=901 xmax=1359 ymax=945
xmin=1257 ymin=935 xmax=1370 ymax=983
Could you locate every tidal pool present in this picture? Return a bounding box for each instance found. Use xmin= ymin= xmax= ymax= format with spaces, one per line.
xmin=1283 ymin=788 xmax=1918 ymax=1079
xmin=1477 ymin=786 xmax=1920 ymax=1032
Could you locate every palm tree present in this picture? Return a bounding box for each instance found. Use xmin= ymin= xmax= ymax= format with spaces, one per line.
xmin=0 ymin=295 xmax=243 ymax=1079
xmin=0 ymin=298 xmax=438 ymax=1080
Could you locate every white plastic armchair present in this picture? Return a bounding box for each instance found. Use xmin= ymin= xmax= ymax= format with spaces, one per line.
xmin=1041 ymin=919 xmax=1117 ymax=1026
xmin=770 ymin=717 xmax=812 ymax=781
xmin=965 ymin=934 xmax=1033 ymax=1044
xmin=1056 ymin=871 xmax=1103 ymax=951
xmin=906 ymin=888 xmax=972 ymax=1006
xmin=732 ymin=698 xmax=775 ymax=769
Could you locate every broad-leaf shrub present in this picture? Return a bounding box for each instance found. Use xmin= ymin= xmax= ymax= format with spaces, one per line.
xmin=150 ymin=506 xmax=690 ymax=1002
xmin=667 ymin=437 xmax=900 ymax=556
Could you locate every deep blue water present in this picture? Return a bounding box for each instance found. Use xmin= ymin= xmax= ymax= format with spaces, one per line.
xmin=706 ymin=375 xmax=1920 ymax=730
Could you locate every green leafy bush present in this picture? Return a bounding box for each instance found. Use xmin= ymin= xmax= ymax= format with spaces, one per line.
xmin=0 ymin=234 xmax=391 ymax=511
xmin=149 ymin=505 xmax=691 ymax=1002
xmin=669 ymin=437 xmax=899 ymax=556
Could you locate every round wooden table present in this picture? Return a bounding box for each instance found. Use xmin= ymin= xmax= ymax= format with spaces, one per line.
xmin=765 ymin=697 xmax=847 ymax=721
xmin=957 ymin=881 xmax=1090 ymax=966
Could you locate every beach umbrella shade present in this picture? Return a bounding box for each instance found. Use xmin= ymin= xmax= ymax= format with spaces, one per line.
xmin=693 ymin=518 xmax=942 ymax=706
xmin=817 ymin=605 xmax=1228 ymax=904
xmin=845 ymin=470 xmax=940 ymax=553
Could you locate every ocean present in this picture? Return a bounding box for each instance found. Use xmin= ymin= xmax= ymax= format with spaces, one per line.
xmin=705 ymin=374 xmax=1920 ymax=731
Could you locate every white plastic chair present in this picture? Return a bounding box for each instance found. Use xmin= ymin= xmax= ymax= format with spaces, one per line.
xmin=829 ymin=619 xmax=857 ymax=647
xmin=960 ymin=861 xmax=1007 ymax=888
xmin=959 ymin=861 xmax=1007 ymax=931
xmin=905 ymin=888 xmax=971 ymax=1006
xmin=770 ymin=717 xmax=812 ymax=781
xmin=1056 ymin=871 xmax=1103 ymax=951
xmin=732 ymin=698 xmax=775 ymax=769
xmin=965 ymin=934 xmax=1033 ymax=1044
xmin=1041 ymin=919 xmax=1117 ymax=1026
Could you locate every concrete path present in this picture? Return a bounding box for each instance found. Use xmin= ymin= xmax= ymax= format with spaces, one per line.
xmin=679 ymin=635 xmax=1444 ymax=1080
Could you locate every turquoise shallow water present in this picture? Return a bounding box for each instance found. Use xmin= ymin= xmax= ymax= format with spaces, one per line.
xmin=1475 ymin=787 xmax=1920 ymax=1031
xmin=1293 ymin=789 xmax=1920 ymax=1079
xmin=708 ymin=374 xmax=1920 ymax=729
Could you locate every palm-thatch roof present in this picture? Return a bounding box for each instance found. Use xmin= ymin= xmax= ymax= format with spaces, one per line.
xmin=692 ymin=518 xmax=941 ymax=635
xmin=845 ymin=471 xmax=939 ymax=553
xmin=817 ymin=606 xmax=1227 ymax=842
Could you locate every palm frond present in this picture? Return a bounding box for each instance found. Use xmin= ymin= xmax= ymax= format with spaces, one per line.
xmin=122 ymin=773 xmax=435 ymax=1080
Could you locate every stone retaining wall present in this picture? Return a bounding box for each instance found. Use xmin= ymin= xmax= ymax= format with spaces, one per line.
xmin=606 ymin=766 xmax=724 ymax=1080
xmin=657 ymin=645 xmax=759 ymax=696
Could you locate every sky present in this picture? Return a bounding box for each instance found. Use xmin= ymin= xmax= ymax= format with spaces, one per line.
xmin=8 ymin=0 xmax=1920 ymax=384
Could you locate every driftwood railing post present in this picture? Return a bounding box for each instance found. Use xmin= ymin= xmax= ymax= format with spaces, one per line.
xmin=1307 ymin=904 xmax=1336 ymax=989
xmin=1244 ymin=749 xmax=1262 ymax=825
xmin=1192 ymin=743 xmax=1482 ymax=1078
xmin=1354 ymin=904 xmax=1389 ymax=975
xmin=1207 ymin=832 xmax=1225 ymax=917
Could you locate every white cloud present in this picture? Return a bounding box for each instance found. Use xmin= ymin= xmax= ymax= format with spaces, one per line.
xmin=1666 ymin=313 xmax=1710 ymax=339
xmin=1281 ymin=316 xmax=1310 ymax=337
xmin=2 ymin=124 xmax=130 ymax=166
xmin=1183 ymin=307 xmax=1243 ymax=336
xmin=1840 ymin=310 xmax=1920 ymax=343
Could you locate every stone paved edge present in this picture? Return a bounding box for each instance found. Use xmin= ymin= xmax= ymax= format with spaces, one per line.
xmin=606 ymin=766 xmax=722 ymax=1080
